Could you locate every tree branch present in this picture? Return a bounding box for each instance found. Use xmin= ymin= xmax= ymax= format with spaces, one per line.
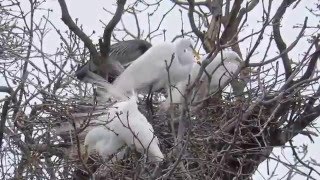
xmin=203 ymin=0 xmax=222 ymax=52
xmin=272 ymin=104 xmax=320 ymax=146
xmin=57 ymin=0 xmax=99 ymax=59
xmin=220 ymin=0 xmax=243 ymax=45
xmin=0 ymin=73 xmax=28 ymax=149
xmin=186 ymin=0 xmax=206 ymax=49
xmin=295 ymin=35 xmax=320 ymax=83
xmin=100 ymin=0 xmax=127 ymax=57
xmin=170 ymin=0 xmax=208 ymax=6
xmin=272 ymin=0 xmax=297 ymax=80
xmin=0 ymin=86 xmax=13 ymax=94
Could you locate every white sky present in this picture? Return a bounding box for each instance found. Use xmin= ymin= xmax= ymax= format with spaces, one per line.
xmin=1 ymin=0 xmax=319 ymax=179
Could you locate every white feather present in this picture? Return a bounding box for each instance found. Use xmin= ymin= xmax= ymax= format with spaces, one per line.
xmin=161 ymin=50 xmax=242 ymax=109
xmin=84 ymin=95 xmax=164 ymax=162
xmin=112 ymin=38 xmax=195 ymax=95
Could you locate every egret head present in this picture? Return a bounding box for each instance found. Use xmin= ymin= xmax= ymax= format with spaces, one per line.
xmin=175 ymin=38 xmax=200 ymax=63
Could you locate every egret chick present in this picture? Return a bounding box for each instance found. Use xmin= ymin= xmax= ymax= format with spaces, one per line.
xmin=161 ymin=51 xmax=242 ymax=111
xmin=82 ymin=126 xmax=123 ymax=162
xmin=83 ymin=95 xmax=164 ymax=162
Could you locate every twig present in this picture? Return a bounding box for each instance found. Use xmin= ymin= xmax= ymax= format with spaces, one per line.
xmin=57 ymin=0 xmax=99 ymax=59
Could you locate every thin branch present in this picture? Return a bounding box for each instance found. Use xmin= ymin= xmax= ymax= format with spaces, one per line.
xmin=249 ymin=17 xmax=308 ymax=67
xmin=57 ymin=0 xmax=99 ymax=59
xmin=170 ymin=0 xmax=208 ymax=6
xmin=295 ymin=35 xmax=320 ymax=82
xmin=0 ymin=73 xmax=28 ymax=149
xmin=271 ymin=99 xmax=320 ymax=146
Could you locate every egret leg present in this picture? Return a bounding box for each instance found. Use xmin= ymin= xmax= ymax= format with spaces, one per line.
xmin=81 ymin=145 xmax=89 ymax=163
xmin=146 ymin=85 xmax=154 ymax=118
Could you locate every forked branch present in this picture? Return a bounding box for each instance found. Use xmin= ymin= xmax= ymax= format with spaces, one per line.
xmin=58 ymin=0 xmax=99 ymax=59
xmin=100 ymin=0 xmax=127 ymax=57
xmin=272 ymin=0 xmax=297 ymax=79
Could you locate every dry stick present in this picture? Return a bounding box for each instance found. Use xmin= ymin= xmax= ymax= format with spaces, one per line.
xmin=164 ymin=53 xmax=192 ymax=179
xmin=186 ymin=0 xmax=205 ymax=41
xmin=162 ymin=139 xmax=188 ymax=180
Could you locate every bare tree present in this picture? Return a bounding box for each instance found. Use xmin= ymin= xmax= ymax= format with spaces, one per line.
xmin=0 ymin=0 xmax=319 ymax=179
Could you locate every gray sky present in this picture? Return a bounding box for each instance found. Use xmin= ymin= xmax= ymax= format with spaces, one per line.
xmin=1 ymin=0 xmax=319 ymax=179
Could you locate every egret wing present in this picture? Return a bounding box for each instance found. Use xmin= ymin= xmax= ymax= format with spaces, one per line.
xmin=113 ymin=43 xmax=175 ymax=93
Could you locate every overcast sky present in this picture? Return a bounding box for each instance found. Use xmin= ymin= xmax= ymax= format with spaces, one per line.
xmin=1 ymin=0 xmax=319 ymax=179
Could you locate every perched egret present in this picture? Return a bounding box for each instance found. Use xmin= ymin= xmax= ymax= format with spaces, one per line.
xmin=161 ymin=51 xmax=242 ymax=111
xmin=108 ymin=38 xmax=198 ymax=96
xmin=82 ymin=95 xmax=164 ymax=162
xmin=76 ymin=40 xmax=152 ymax=82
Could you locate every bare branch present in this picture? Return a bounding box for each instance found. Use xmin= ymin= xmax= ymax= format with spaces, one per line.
xmin=186 ymin=0 xmax=205 ymax=48
xmin=57 ymin=0 xmax=99 ymax=59
xmin=100 ymin=0 xmax=127 ymax=57
xmin=0 ymin=86 xmax=13 ymax=94
xmin=220 ymin=0 xmax=243 ymax=45
xmin=249 ymin=17 xmax=308 ymax=67
xmin=171 ymin=0 xmax=208 ymax=6
xmin=295 ymin=35 xmax=320 ymax=82
xmin=272 ymin=0 xmax=297 ymax=79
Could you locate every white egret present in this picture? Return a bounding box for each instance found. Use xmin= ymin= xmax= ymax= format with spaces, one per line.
xmin=82 ymin=38 xmax=199 ymax=113
xmin=82 ymin=95 xmax=164 ymax=162
xmin=110 ymin=38 xmax=198 ymax=96
xmin=161 ymin=51 xmax=242 ymax=111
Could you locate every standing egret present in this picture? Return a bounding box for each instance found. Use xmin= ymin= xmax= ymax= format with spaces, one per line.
xmin=110 ymin=38 xmax=198 ymax=115
xmin=76 ymin=40 xmax=152 ymax=82
xmin=161 ymin=51 xmax=242 ymax=111
xmin=82 ymin=38 xmax=198 ymax=114
xmin=110 ymin=38 xmax=197 ymax=95
xmin=82 ymin=95 xmax=164 ymax=162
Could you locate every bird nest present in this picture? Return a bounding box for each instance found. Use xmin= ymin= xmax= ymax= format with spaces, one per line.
xmin=47 ymin=94 xmax=274 ymax=179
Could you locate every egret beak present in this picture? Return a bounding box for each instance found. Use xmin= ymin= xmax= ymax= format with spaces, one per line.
xmin=81 ymin=144 xmax=89 ymax=163
xmin=189 ymin=45 xmax=200 ymax=61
